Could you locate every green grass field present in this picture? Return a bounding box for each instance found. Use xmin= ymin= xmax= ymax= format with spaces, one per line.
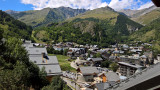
xmin=48 ymin=54 xmax=76 ymax=72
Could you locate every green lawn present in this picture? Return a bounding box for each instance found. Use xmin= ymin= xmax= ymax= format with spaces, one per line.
xmin=48 ymin=54 xmax=76 ymax=72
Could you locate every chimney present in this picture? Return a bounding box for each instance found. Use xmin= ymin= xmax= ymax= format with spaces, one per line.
xmin=42 ymin=52 xmax=45 ymax=63
xmin=42 ymin=52 xmax=49 ymax=63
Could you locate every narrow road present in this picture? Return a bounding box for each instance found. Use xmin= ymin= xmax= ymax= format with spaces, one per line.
xmin=70 ymin=57 xmax=79 ymax=69
xmin=62 ymin=77 xmax=80 ymax=90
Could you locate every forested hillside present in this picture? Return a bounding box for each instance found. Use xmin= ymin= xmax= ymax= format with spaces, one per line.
xmin=0 ymin=11 xmax=70 ymax=89
xmin=132 ymin=8 xmax=160 ymax=25
xmin=33 ymin=7 xmax=143 ymax=47
xmin=120 ymin=5 xmax=160 ymax=25
xmin=0 ymin=10 xmax=32 ymax=40
xmin=130 ymin=17 xmax=160 ymax=51
xmin=0 ymin=28 xmax=49 ymax=89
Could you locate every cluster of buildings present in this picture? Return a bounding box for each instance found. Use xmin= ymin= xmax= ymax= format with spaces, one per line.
xmin=22 ymin=40 xmax=160 ymax=90
xmin=77 ymin=66 xmax=120 ymax=90
xmin=54 ymin=41 xmax=160 ymax=90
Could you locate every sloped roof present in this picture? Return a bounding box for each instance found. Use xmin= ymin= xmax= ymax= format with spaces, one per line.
xmin=29 ymin=55 xmax=62 ymax=76
xmin=26 ymin=47 xmax=48 ymax=55
xmin=90 ymin=58 xmax=103 ymax=62
xmin=118 ymin=62 xmax=143 ymax=69
xmin=29 ymin=55 xmax=59 ymax=64
xmin=79 ymin=67 xmax=100 ymax=75
xmin=95 ymin=82 xmax=110 ymax=90
xmin=39 ymin=64 xmax=62 ymax=76
xmin=106 ymin=72 xmax=120 ymax=82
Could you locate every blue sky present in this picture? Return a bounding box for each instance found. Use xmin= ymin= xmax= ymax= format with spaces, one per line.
xmin=0 ymin=0 xmax=33 ymax=11
xmin=0 ymin=0 xmax=154 ymax=11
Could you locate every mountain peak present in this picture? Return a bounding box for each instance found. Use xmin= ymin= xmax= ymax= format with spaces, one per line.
xmin=5 ymin=10 xmax=20 ymax=14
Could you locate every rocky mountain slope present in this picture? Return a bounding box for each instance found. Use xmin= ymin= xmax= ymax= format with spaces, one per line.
xmin=7 ymin=7 xmax=87 ymax=27
xmin=120 ymin=5 xmax=160 ymax=25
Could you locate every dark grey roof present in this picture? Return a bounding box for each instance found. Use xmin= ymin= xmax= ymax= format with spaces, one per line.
xmin=95 ymin=82 xmax=110 ymax=90
xmin=26 ymin=47 xmax=48 ymax=55
xmin=90 ymin=58 xmax=103 ymax=62
xmin=118 ymin=62 xmax=143 ymax=69
xmin=29 ymin=55 xmax=59 ymax=64
xmin=79 ymin=67 xmax=100 ymax=75
xmin=39 ymin=64 xmax=62 ymax=76
xmin=29 ymin=55 xmax=62 ymax=76
xmin=106 ymin=72 xmax=120 ymax=82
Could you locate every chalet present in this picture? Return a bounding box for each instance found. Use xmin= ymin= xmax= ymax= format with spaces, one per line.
xmin=29 ymin=54 xmax=62 ymax=76
xmin=94 ymin=71 xmax=120 ymax=84
xmin=77 ymin=67 xmax=101 ymax=82
xmin=23 ymin=42 xmax=62 ymax=82
xmin=94 ymin=73 xmax=107 ymax=83
xmin=87 ymin=58 xmax=103 ymax=67
xmin=106 ymin=72 xmax=120 ymax=82
xmin=67 ymin=48 xmax=85 ymax=57
xmin=130 ymin=47 xmax=143 ymax=53
xmin=117 ymin=62 xmax=143 ymax=77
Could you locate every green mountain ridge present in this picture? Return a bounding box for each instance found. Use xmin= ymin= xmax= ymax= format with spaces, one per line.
xmin=33 ymin=6 xmax=143 ymax=47
xmin=130 ymin=17 xmax=160 ymax=50
xmin=7 ymin=7 xmax=87 ymax=27
xmin=0 ymin=10 xmax=32 ymax=39
xmin=132 ymin=8 xmax=160 ymax=25
xmin=120 ymin=5 xmax=160 ymax=25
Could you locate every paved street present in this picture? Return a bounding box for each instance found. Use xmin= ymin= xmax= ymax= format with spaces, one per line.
xmin=62 ymin=77 xmax=80 ymax=90
xmin=71 ymin=61 xmax=78 ymax=69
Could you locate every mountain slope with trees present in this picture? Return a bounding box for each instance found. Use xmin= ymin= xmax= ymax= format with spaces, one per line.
xmin=130 ymin=17 xmax=160 ymax=52
xmin=0 ymin=10 xmax=32 ymax=40
xmin=33 ymin=6 xmax=143 ymax=47
xmin=7 ymin=7 xmax=87 ymax=27
xmin=0 ymin=28 xmax=49 ymax=89
xmin=120 ymin=5 xmax=160 ymax=25
xmin=132 ymin=7 xmax=160 ymax=25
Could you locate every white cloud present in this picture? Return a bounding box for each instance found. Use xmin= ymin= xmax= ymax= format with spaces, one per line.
xmin=108 ymin=0 xmax=142 ymax=11
xmin=21 ymin=0 xmax=108 ymax=10
xmin=138 ymin=2 xmax=154 ymax=10
xmin=21 ymin=0 xmax=154 ymax=11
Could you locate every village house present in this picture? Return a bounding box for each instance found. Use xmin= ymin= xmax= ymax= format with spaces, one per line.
xmin=87 ymin=58 xmax=103 ymax=67
xmin=117 ymin=62 xmax=143 ymax=77
xmin=77 ymin=67 xmax=103 ymax=83
xmin=23 ymin=41 xmax=62 ymax=81
xmin=67 ymin=48 xmax=86 ymax=57
xmin=130 ymin=46 xmax=143 ymax=53
xmin=94 ymin=71 xmax=120 ymax=84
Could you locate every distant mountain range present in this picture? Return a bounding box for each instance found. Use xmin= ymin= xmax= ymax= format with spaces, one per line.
xmin=32 ymin=6 xmax=142 ymax=47
xmin=130 ymin=16 xmax=160 ymax=51
xmin=5 ymin=10 xmax=20 ymax=14
xmin=120 ymin=5 xmax=160 ymax=25
xmin=2 ymin=5 xmax=160 ymax=48
xmin=5 ymin=7 xmax=87 ymax=27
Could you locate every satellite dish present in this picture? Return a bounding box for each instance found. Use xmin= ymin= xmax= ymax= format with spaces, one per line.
xmin=152 ymin=0 xmax=160 ymax=7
